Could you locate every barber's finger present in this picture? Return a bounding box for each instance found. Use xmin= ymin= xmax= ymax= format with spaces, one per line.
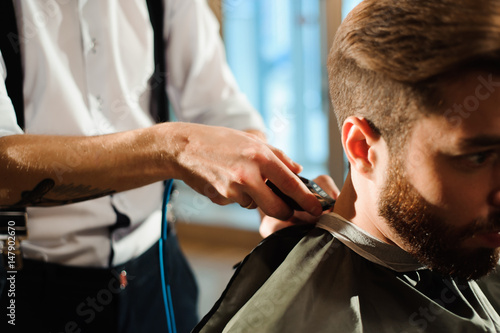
xmin=312 ymin=174 xmax=340 ymax=199
xmin=258 ymin=171 xmax=322 ymax=218
xmin=264 ymin=147 xmax=323 ymax=216
xmin=230 ymin=144 xmax=316 ymax=219
xmin=239 ymin=193 xmax=258 ymax=210
xmin=259 ymin=210 xmax=321 ymax=237
xmin=259 ymin=216 xmax=296 ymax=238
xmin=198 ymin=183 xmax=235 ymax=206
xmin=248 ymin=183 xmax=294 ymax=220
xmin=267 ymin=145 xmax=303 ymax=175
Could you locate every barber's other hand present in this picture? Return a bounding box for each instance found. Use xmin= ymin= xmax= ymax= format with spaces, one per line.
xmin=259 ymin=175 xmax=340 ymax=237
xmin=171 ymin=123 xmax=324 ymax=221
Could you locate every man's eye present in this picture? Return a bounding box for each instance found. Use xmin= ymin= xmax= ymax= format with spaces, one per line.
xmin=459 ymin=151 xmax=496 ymax=168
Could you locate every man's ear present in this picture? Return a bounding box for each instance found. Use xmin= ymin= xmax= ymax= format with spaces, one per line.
xmin=342 ymin=117 xmax=381 ymax=178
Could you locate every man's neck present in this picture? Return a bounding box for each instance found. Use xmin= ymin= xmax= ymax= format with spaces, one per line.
xmin=333 ymin=172 xmax=398 ymax=246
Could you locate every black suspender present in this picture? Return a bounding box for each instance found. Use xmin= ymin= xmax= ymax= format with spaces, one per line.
xmin=0 ymin=0 xmax=24 ymax=129
xmin=146 ymin=0 xmax=169 ymax=123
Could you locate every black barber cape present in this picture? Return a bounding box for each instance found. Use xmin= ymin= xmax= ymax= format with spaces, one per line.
xmin=193 ymin=213 xmax=500 ymax=333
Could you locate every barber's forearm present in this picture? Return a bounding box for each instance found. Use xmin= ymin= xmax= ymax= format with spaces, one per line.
xmin=0 ymin=122 xmax=324 ymax=220
xmin=0 ymin=123 xmax=178 ymax=208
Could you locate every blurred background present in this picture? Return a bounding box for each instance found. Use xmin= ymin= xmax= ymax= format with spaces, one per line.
xmin=174 ymin=0 xmax=363 ymax=318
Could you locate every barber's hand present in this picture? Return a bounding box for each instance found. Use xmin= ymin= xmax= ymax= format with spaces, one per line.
xmin=259 ymin=175 xmax=340 ymax=237
xmin=173 ymin=123 xmax=324 ymax=220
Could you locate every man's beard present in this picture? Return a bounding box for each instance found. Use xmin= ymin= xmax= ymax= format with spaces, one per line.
xmin=378 ymin=162 xmax=500 ymax=280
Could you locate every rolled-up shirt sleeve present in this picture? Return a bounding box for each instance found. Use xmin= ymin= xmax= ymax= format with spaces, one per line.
xmin=164 ymin=0 xmax=266 ymax=132
xmin=0 ymin=51 xmax=24 ymax=137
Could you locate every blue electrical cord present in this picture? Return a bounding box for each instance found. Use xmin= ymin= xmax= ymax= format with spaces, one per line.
xmin=160 ymin=179 xmax=177 ymax=333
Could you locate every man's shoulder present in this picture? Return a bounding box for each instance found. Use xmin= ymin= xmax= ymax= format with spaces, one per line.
xmin=241 ymin=224 xmax=335 ymax=270
xmin=192 ymin=224 xmax=339 ymax=332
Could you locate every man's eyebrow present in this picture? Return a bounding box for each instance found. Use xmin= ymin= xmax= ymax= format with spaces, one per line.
xmin=459 ymin=135 xmax=500 ymax=148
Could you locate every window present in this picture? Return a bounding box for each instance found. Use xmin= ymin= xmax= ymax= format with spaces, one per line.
xmin=223 ymin=0 xmax=329 ymax=179
xmin=172 ymin=0 xmax=358 ymax=230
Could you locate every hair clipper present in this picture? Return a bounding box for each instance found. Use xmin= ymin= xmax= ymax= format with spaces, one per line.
xmin=266 ymin=176 xmax=335 ymax=211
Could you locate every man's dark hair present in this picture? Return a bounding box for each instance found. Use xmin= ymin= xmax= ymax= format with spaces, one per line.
xmin=328 ymin=0 xmax=500 ymax=152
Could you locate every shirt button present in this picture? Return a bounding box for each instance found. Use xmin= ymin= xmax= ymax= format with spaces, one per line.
xmin=91 ymin=38 xmax=98 ymax=53
xmin=96 ymin=95 xmax=103 ymax=110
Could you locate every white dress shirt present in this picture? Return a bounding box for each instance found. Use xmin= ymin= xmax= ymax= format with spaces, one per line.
xmin=0 ymin=0 xmax=265 ymax=267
